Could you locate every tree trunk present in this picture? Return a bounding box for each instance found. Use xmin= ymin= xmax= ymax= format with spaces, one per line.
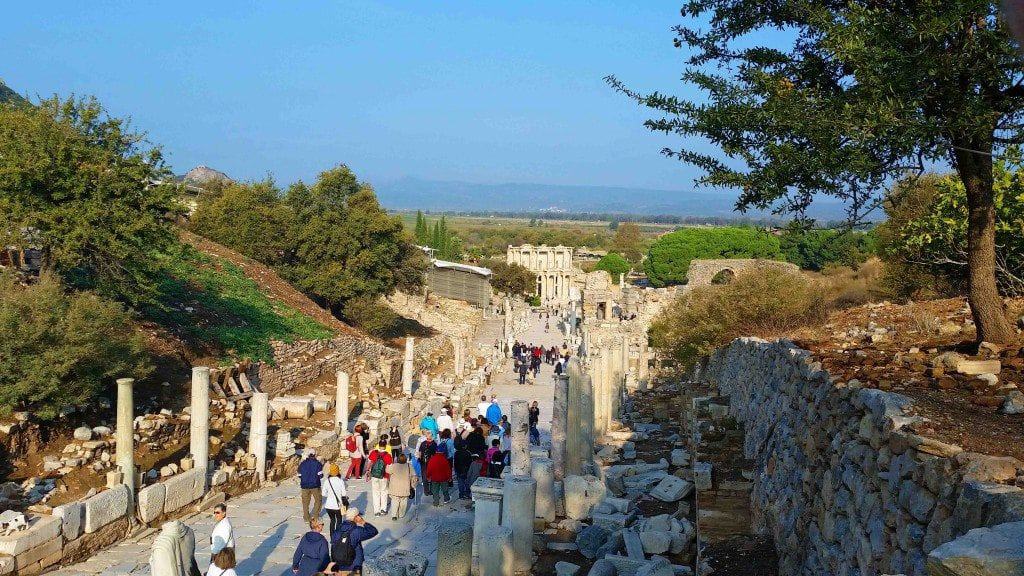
xmin=951 ymin=144 xmax=1017 ymax=344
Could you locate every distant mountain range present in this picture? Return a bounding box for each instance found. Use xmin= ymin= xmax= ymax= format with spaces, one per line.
xmin=373 ymin=176 xmax=854 ymax=220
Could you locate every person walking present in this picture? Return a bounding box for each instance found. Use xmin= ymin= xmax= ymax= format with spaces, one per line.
xmin=207 ymin=547 xmax=238 ymax=576
xmin=299 ymin=450 xmax=324 ymax=524
xmin=386 ymin=453 xmax=416 ymax=520
xmin=476 ymin=395 xmax=492 ymax=420
xmin=485 ymin=400 xmax=502 ymax=427
xmin=388 ymin=426 xmax=403 ymax=459
xmin=453 ymin=441 xmax=473 ymax=499
xmin=419 ymin=412 xmax=439 ymax=438
xmin=330 ymin=509 xmax=379 ymax=575
xmin=415 ymin=430 xmax=437 ymax=499
xmin=321 ymin=464 xmax=348 ymax=536
xmin=210 ymin=503 xmax=235 ymax=559
xmin=344 ymin=427 xmax=366 ymax=480
xmin=528 ymin=401 xmax=541 ymax=446
xmin=436 ymin=408 xmax=455 ymax=437
xmin=365 ymin=440 xmax=393 ymax=517
xmin=425 ymin=450 xmax=453 ymax=506
xmin=518 ymin=360 xmax=528 ymax=385
xmin=292 ymin=519 xmax=330 ymax=576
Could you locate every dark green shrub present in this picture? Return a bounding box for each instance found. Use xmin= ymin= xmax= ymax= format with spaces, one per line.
xmin=644 ymin=227 xmax=784 ymax=287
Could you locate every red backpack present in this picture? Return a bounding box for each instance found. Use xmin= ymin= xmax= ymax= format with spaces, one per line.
xmin=345 ymin=434 xmax=357 ymax=453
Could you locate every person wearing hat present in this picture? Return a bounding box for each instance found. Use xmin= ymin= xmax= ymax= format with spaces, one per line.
xmin=331 ymin=508 xmax=379 ymax=574
xmin=321 ymin=463 xmax=348 ymax=535
xmin=299 ymin=449 xmax=324 ymax=524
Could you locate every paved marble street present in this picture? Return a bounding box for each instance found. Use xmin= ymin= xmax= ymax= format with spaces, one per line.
xmin=60 ymin=311 xmax=566 ymax=576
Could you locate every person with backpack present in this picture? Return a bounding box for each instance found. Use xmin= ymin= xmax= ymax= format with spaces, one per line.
xmin=292 ymin=519 xmax=330 ymax=576
xmin=424 ymin=449 xmax=453 ymax=506
xmin=298 ymin=449 xmax=324 ymax=525
xmin=364 ymin=440 xmax=393 ymax=517
xmin=386 ymin=453 xmax=416 ymax=520
xmin=415 ymin=430 xmax=437 ymax=498
xmin=486 ymin=438 xmax=505 ymax=478
xmin=321 ymin=464 xmax=348 ymax=536
xmin=330 ymin=508 xmax=378 ymax=574
xmin=344 ymin=427 xmax=365 ymax=480
xmin=388 ymin=426 xmax=403 ymax=459
xmin=437 ymin=428 xmax=455 ymax=461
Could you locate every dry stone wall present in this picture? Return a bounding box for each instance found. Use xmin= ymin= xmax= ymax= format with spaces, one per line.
xmin=698 ymin=337 xmax=1024 ymax=576
xmin=258 ymin=334 xmax=402 ymax=398
xmin=685 ymin=258 xmax=798 ymax=287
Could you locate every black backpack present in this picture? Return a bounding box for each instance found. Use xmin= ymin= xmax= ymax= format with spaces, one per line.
xmin=331 ymin=528 xmax=356 ymax=566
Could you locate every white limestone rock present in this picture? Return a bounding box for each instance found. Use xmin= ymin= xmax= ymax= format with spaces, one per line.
xmin=650 ymin=476 xmax=693 ymax=502
xmin=84 ymin=484 xmax=130 ymax=533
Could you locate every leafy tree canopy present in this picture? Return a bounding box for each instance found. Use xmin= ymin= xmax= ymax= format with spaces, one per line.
xmin=0 ymin=272 xmax=150 ymax=419
xmin=778 ymin=225 xmax=874 ymax=271
xmin=189 ymin=179 xmax=295 ymax=266
xmin=0 ymin=96 xmax=182 ymax=306
xmin=608 ymin=0 xmax=1024 ymax=342
xmin=611 ymin=222 xmax=645 ymax=264
xmin=485 ymin=259 xmax=536 ymax=297
xmin=644 ymin=227 xmax=783 ymax=287
xmin=596 ymin=252 xmax=632 ymax=279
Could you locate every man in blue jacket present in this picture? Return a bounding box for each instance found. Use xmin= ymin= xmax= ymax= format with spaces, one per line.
xmin=331 ymin=508 xmax=379 ymax=573
xmin=298 ymin=449 xmax=324 ymax=524
xmin=292 ymin=519 xmax=330 ymax=576
xmin=485 ymin=400 xmax=503 ymax=428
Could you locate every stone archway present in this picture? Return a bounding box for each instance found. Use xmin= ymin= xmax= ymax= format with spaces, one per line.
xmin=710 ymin=268 xmax=735 ymax=285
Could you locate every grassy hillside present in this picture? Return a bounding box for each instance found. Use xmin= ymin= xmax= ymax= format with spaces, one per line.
xmin=143 ymin=242 xmax=335 ymax=364
xmin=0 ymin=80 xmax=28 ymax=106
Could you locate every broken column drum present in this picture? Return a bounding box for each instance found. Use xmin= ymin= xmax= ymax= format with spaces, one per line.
xmin=402 ymin=337 xmax=415 ymax=395
xmin=479 ymin=525 xmax=513 ymax=576
xmin=471 ymin=477 xmax=504 ymax=555
xmin=501 ymin=474 xmax=537 ymax=573
xmin=335 ymin=371 xmax=349 ymax=432
xmin=436 ymin=519 xmax=474 ymax=576
xmin=249 ymin=392 xmax=269 ymax=481
xmin=190 ymin=366 xmax=210 ymax=484
xmin=509 ymin=400 xmax=531 ymax=476
xmin=531 ymin=456 xmax=556 ymax=523
xmin=453 ymin=337 xmax=465 ymax=378
xmin=115 ymin=377 xmax=135 ymax=496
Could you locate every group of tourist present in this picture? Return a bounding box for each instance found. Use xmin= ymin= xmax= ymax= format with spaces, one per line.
xmin=511 ymin=340 xmax=571 ymax=385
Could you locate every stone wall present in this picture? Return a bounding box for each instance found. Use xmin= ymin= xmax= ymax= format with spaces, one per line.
xmin=697 ymin=337 xmax=1024 ymax=576
xmin=257 ymin=334 xmax=403 ymax=398
xmin=685 ymin=258 xmax=798 ymax=286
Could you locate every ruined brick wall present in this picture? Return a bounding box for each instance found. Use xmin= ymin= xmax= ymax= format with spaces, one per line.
xmin=698 ymin=338 xmax=1024 ymax=576
xmin=257 ymin=334 xmax=402 ymax=398
xmin=685 ymin=259 xmax=798 ymax=286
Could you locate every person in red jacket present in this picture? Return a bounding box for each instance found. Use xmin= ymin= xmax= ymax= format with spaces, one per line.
xmin=364 ymin=440 xmax=393 ymax=516
xmin=424 ymin=451 xmax=452 ymax=506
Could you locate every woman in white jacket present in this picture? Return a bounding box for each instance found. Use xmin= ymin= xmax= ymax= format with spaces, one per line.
xmin=321 ymin=463 xmax=348 ymax=535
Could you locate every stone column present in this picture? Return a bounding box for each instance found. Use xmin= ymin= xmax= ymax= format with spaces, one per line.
xmin=509 ymin=400 xmax=531 ymax=476
xmin=402 ymin=337 xmax=415 ymax=395
xmin=471 ymin=478 xmax=504 ymax=555
xmin=335 ymin=371 xmax=349 ymax=432
xmin=639 ymin=337 xmax=650 ymax=381
xmin=551 ymin=375 xmax=569 ymax=481
xmin=593 ymin=348 xmax=607 ymax=439
xmin=531 ymin=456 xmax=556 ymax=522
xmin=116 ymin=377 xmax=135 ymax=497
xmin=501 ymin=475 xmax=537 ymax=573
xmin=479 ymin=525 xmax=513 ymax=576
xmin=453 ymin=338 xmax=465 ymax=378
xmin=436 ymin=519 xmax=473 ymax=576
xmin=249 ymin=392 xmax=269 ymax=482
xmin=189 ymin=367 xmax=210 ymax=485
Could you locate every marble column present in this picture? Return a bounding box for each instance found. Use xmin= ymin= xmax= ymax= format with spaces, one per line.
xmin=551 ymin=375 xmax=569 ymax=481
xmin=249 ymin=392 xmax=269 ymax=482
xmin=502 ymin=475 xmax=537 ymax=573
xmin=402 ymin=337 xmax=415 ymax=395
xmin=592 ymin=349 xmax=606 ymax=439
xmin=509 ymin=400 xmax=531 ymax=476
xmin=189 ymin=367 xmax=210 ymax=485
xmin=471 ymin=477 xmax=504 ymax=555
xmin=639 ymin=337 xmax=650 ymax=381
xmin=436 ymin=519 xmax=473 ymax=576
xmin=453 ymin=338 xmax=465 ymax=378
xmin=479 ymin=525 xmax=513 ymax=576
xmin=531 ymin=456 xmax=556 ymax=523
xmin=335 ymin=371 xmax=349 ymax=432
xmin=116 ymin=377 xmax=135 ymax=497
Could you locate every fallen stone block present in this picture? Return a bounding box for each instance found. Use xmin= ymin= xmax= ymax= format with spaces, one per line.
xmin=363 ymin=547 xmax=428 ymax=576
xmin=0 ymin=515 xmax=60 ymax=557
xmin=564 ymin=475 xmax=607 ymax=520
xmin=588 ymin=559 xmax=616 ymax=576
xmin=651 ymin=476 xmax=693 ymax=502
xmin=555 ymin=561 xmax=581 ymax=576
xmin=692 ymin=462 xmax=712 ymax=491
xmin=927 ymin=521 xmax=1024 ymax=576
xmin=576 ymin=525 xmax=610 ymax=559
xmin=955 ymin=359 xmax=1001 ymax=376
xmin=53 ymin=502 xmax=84 ymax=541
xmin=604 ymin=554 xmax=647 ymax=576
xmin=636 ymin=557 xmax=674 ymax=576
xmin=163 ymin=469 xmax=204 ymax=515
xmin=623 ymin=529 xmax=645 ymax=559
xmin=592 ymin=512 xmax=631 ymax=531
xmin=84 ymin=484 xmax=130 ymax=533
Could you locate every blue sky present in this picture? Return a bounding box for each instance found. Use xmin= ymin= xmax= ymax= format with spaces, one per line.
xmin=7 ymin=2 xmax=722 ymax=193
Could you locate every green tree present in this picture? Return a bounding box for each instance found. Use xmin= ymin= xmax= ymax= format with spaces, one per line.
xmin=189 ymin=180 xmax=294 ymax=266
xmin=608 ymin=0 xmax=1024 ymax=343
xmin=644 ymin=227 xmax=783 ymax=287
xmin=608 ymin=219 xmax=620 ymax=231
xmin=0 ymin=96 xmax=182 ymax=306
xmin=485 ymin=260 xmax=536 ymax=297
xmin=0 ymin=272 xmax=150 ymax=419
xmin=882 ymin=155 xmax=1024 ymax=297
xmin=596 ymin=252 xmax=632 ymax=279
xmin=611 ymin=222 xmax=645 ymax=264
xmin=283 ymin=165 xmax=426 ymax=315
xmin=778 ymin=225 xmax=873 ymax=271
xmin=414 ymin=210 xmax=430 ymax=245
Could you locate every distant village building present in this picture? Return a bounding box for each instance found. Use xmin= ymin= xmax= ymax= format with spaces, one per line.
xmin=506 ymin=244 xmax=575 ymax=304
